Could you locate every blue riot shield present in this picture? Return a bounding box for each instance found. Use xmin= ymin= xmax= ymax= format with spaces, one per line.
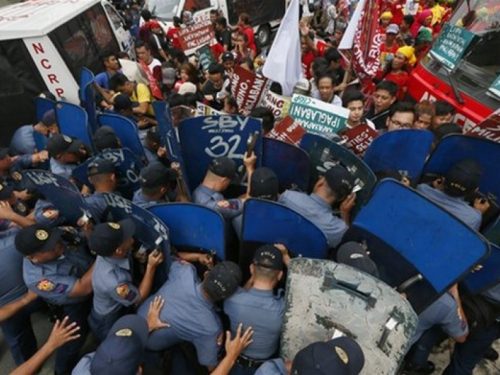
xmin=300 ymin=133 xmax=376 ymax=216
xmin=23 ymin=170 xmax=90 ymax=225
xmin=55 ymin=102 xmax=93 ymax=148
xmin=97 ymin=114 xmax=147 ymax=163
xmin=262 ymin=138 xmax=310 ymax=192
xmin=462 ymin=244 xmax=500 ymax=294
xmin=363 ymin=129 xmax=434 ymax=182
xmin=79 ymin=68 xmax=98 ymax=134
xmin=102 ymin=193 xmax=172 ymax=287
xmin=71 ymin=148 xmax=143 ymax=200
xmin=150 ymin=203 xmax=226 ymax=260
xmin=153 ymin=101 xmax=191 ymax=197
xmin=343 ymin=179 xmax=491 ymax=313
xmin=240 ymin=198 xmax=328 ymax=279
xmin=178 ymin=115 xmax=263 ymax=192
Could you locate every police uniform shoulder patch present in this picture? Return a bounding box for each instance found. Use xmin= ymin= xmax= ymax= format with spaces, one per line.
xmin=217 ymin=200 xmax=230 ymax=208
xmin=116 ymin=283 xmax=137 ymax=301
xmin=42 ymin=209 xmax=59 ymax=219
xmin=37 ymin=279 xmax=55 ymax=292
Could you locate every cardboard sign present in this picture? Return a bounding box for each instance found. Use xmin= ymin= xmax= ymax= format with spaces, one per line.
xmin=197 ymin=44 xmax=216 ymax=72
xmin=230 ymin=66 xmax=270 ymax=114
xmin=260 ymin=90 xmax=291 ymax=120
xmin=464 ymin=108 xmax=500 ymax=143
xmin=341 ymin=125 xmax=378 ymax=156
xmin=196 ymin=101 xmax=222 ymax=116
xmin=178 ymin=115 xmax=263 ymax=191
xmin=72 ymin=148 xmax=143 ymax=200
xmin=266 ymin=116 xmax=307 ymax=146
xmin=289 ymin=94 xmax=349 ymax=135
xmin=429 ymin=23 xmax=475 ymax=71
xmin=178 ymin=22 xmax=216 ymax=55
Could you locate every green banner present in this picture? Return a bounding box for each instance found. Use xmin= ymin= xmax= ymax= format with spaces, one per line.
xmin=430 ymin=23 xmax=475 ymax=70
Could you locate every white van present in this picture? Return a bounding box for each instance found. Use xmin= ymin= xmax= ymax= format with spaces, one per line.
xmin=0 ymin=0 xmax=133 ymax=142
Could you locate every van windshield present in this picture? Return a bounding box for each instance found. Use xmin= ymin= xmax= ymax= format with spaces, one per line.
xmin=148 ymin=0 xmax=180 ymax=21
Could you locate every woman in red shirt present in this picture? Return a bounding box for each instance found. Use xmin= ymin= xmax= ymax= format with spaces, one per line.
xmin=375 ymin=46 xmax=415 ymax=100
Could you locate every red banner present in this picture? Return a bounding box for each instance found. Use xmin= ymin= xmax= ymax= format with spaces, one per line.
xmin=178 ymin=22 xmax=216 ymax=55
xmin=266 ymin=116 xmax=307 ymax=146
xmin=464 ymin=109 xmax=500 ymax=143
xmin=341 ymin=125 xmax=378 ymax=156
xmin=230 ymin=66 xmax=270 ymax=115
xmin=138 ymin=60 xmax=163 ymax=100
xmin=352 ymin=0 xmax=382 ymax=84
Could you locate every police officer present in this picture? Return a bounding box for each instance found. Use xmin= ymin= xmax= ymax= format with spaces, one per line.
xmin=417 ymin=159 xmax=489 ymax=231
xmin=10 ymin=109 xmax=58 ymax=156
xmin=132 ymin=162 xmax=180 ymax=209
xmin=92 ymin=126 xmax=121 ymax=153
xmin=193 ymin=155 xmax=255 ymax=220
xmin=47 ymin=134 xmax=91 ymax=179
xmin=254 ymin=336 xmax=365 ymax=375
xmin=83 ymin=158 xmax=117 ymax=222
xmin=0 ymin=227 xmax=44 ymax=365
xmin=137 ymin=260 xmax=242 ymax=371
xmin=15 ymin=224 xmax=94 ymax=375
xmin=88 ymin=219 xmax=164 ymax=341
xmin=0 ymin=182 xmax=35 ymax=228
xmin=224 ymin=245 xmax=289 ymax=375
xmin=279 ymin=165 xmax=356 ymax=248
xmin=143 ymin=127 xmax=170 ymax=165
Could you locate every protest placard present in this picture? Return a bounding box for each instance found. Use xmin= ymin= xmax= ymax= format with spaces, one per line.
xmin=429 ymin=23 xmax=475 ymax=70
xmin=197 ymin=44 xmax=216 ymax=72
xmin=261 ymin=91 xmax=291 ymax=120
xmin=178 ymin=22 xmax=216 ymax=55
xmin=341 ymin=124 xmax=378 ymax=156
xmin=465 ymin=108 xmax=500 ymax=143
xmin=288 ymin=94 xmax=349 ymax=134
xmin=230 ymin=66 xmax=270 ymax=114
xmin=266 ymin=116 xmax=306 ymax=146
xmin=196 ymin=101 xmax=222 ymax=116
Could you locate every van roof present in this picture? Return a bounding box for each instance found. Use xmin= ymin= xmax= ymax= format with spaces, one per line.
xmin=0 ymin=0 xmax=104 ymax=40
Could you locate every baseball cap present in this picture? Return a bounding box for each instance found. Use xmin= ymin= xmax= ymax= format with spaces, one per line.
xmin=209 ymin=157 xmax=237 ymax=179
xmin=149 ymin=20 xmax=161 ymax=29
xmin=221 ymin=52 xmax=234 ymax=62
xmin=15 ymin=224 xmax=63 ymax=256
xmin=203 ymin=261 xmax=242 ymax=302
xmin=0 ymin=182 xmax=15 ymax=201
xmin=386 ymin=23 xmax=400 ymax=34
xmin=46 ymin=134 xmax=82 ymax=158
xmin=324 ymin=165 xmax=354 ymax=201
xmin=88 ymin=158 xmax=115 ymax=177
xmin=293 ymin=78 xmax=312 ymax=96
xmin=253 ymin=245 xmax=283 ymax=270
xmin=41 ymin=109 xmax=57 ymax=126
xmin=444 ymin=159 xmax=482 ymax=197
xmin=250 ymin=167 xmax=279 ymax=200
xmin=114 ymin=94 xmax=139 ymax=111
xmin=178 ymin=82 xmax=197 ymax=95
xmin=146 ymin=127 xmax=162 ymax=143
xmin=140 ymin=162 xmax=178 ymax=189
xmin=93 ymin=126 xmax=120 ymax=152
xmin=90 ymin=315 xmax=149 ymax=375
xmin=337 ymin=242 xmax=379 ymax=278
xmin=292 ymin=337 xmax=365 ymax=375
xmin=89 ymin=219 xmax=136 ymax=257
xmin=162 ymin=67 xmax=177 ymax=85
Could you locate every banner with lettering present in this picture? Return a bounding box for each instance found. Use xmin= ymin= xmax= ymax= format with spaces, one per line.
xmin=196 ymin=101 xmax=222 ymax=116
xmin=266 ymin=116 xmax=307 ymax=146
xmin=178 ymin=22 xmax=216 ymax=56
xmin=288 ymin=94 xmax=349 ymax=135
xmin=138 ymin=60 xmax=163 ymax=100
xmin=261 ymin=91 xmax=291 ymax=120
xmin=341 ymin=125 xmax=378 ymax=156
xmin=464 ymin=108 xmax=500 ymax=143
xmin=230 ymin=66 xmax=271 ymax=115
xmin=429 ymin=23 xmax=475 ymax=71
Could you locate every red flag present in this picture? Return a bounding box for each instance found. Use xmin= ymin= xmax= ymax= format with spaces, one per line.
xmin=138 ymin=60 xmax=163 ymax=100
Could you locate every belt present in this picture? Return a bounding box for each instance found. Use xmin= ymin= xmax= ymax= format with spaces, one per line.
xmin=235 ymin=355 xmax=266 ymax=368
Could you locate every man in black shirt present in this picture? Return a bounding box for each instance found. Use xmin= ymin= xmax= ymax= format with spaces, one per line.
xmin=215 ymin=17 xmax=233 ymax=52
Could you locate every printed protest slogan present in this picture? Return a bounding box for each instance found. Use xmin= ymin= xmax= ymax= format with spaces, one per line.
xmin=267 ymin=116 xmax=306 ymax=146
xmin=230 ymin=66 xmax=270 ymax=114
xmin=178 ymin=22 xmax=216 ymax=55
xmin=341 ymin=125 xmax=378 ymax=156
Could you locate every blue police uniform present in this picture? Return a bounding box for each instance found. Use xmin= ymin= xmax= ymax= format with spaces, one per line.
xmin=132 ymin=189 xmax=167 ymax=209
xmin=50 ymin=158 xmax=77 ymax=180
xmin=254 ymin=359 xmax=288 ymax=375
xmin=137 ymin=261 xmax=222 ymax=367
xmin=0 ymin=229 xmax=43 ymax=365
xmin=84 ymin=192 xmax=109 ymax=223
xmin=34 ymin=199 xmax=67 ymax=227
xmin=417 ymin=184 xmax=482 ymax=231
xmin=10 ymin=125 xmax=37 ymax=155
xmin=23 ymin=244 xmax=94 ymax=374
xmin=279 ymin=190 xmax=347 ymax=248
xmin=224 ymin=287 xmax=285 ymax=374
xmin=72 ymin=352 xmax=94 ymax=374
xmin=89 ymin=256 xmax=139 ymax=341
xmin=193 ymin=185 xmax=243 ymax=220
xmin=144 ymin=147 xmax=158 ymax=164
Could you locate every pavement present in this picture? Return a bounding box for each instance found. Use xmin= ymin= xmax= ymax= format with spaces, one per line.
xmin=2 ymin=312 xmax=500 ymax=375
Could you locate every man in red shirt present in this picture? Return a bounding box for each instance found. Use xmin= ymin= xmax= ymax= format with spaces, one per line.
xmin=379 ymin=24 xmax=400 ymax=68
xmin=238 ymin=13 xmax=257 ymax=53
xmin=166 ymin=16 xmax=182 ymax=49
